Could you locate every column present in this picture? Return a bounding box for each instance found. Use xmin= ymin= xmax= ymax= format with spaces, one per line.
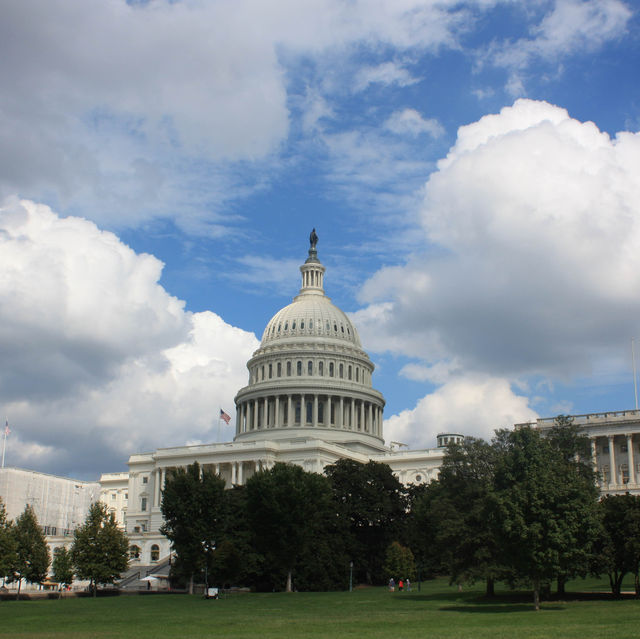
xmin=367 ymin=403 xmax=372 ymax=433
xmin=627 ymin=434 xmax=636 ymax=485
xmin=287 ymin=395 xmax=292 ymax=427
xmin=350 ymin=399 xmax=355 ymax=431
xmin=313 ymin=395 xmax=318 ymax=427
xmin=231 ymin=462 xmax=237 ymax=485
xmin=339 ymin=397 xmax=344 ymax=429
xmin=215 ymin=463 xmax=220 ymax=475
xmin=237 ymin=462 xmax=244 ymax=485
xmin=253 ymin=399 xmax=258 ymax=430
xmin=275 ymin=396 xmax=280 ymax=428
xmin=608 ymin=435 xmax=617 ymax=485
xmin=327 ymin=396 xmax=332 ymax=427
xmin=264 ymin=397 xmax=269 ymax=427
xmin=359 ymin=401 xmax=364 ymax=431
xmin=590 ymin=438 xmax=597 ymax=474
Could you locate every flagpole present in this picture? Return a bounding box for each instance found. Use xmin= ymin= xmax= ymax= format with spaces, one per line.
xmin=217 ymin=408 xmax=221 ymax=443
xmin=633 ymin=338 xmax=639 ymax=411
xmin=1 ymin=419 xmax=7 ymax=469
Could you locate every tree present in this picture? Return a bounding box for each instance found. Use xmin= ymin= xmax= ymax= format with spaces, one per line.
xmin=71 ymin=502 xmax=129 ymax=596
xmin=491 ymin=426 xmax=599 ymax=610
xmin=428 ymin=437 xmax=506 ymax=596
xmin=383 ymin=541 xmax=415 ymax=582
xmin=160 ymin=462 xmax=226 ymax=593
xmin=0 ymin=498 xmax=18 ymax=584
xmin=592 ymin=494 xmax=640 ymax=597
xmin=13 ymin=505 xmax=50 ymax=598
xmin=246 ymin=462 xmax=337 ymax=592
xmin=325 ymin=459 xmax=407 ymax=584
xmin=52 ymin=547 xmax=74 ymax=595
xmin=546 ymin=415 xmax=600 ymax=594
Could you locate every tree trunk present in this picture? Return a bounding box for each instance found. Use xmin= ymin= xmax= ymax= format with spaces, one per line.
xmin=635 ymin=572 xmax=639 ymax=598
xmin=92 ymin=579 xmax=97 ymax=597
xmin=286 ymin=570 xmax=292 ymax=593
xmin=533 ymin=578 xmax=540 ymax=611
xmin=557 ymin=576 xmax=566 ymax=596
xmin=485 ymin=578 xmax=495 ymax=597
xmin=17 ymin=576 xmax=22 ymax=600
xmin=188 ymin=574 xmax=194 ymax=595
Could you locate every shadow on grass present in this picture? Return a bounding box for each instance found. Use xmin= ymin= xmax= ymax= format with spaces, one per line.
xmin=438 ymin=604 xmax=565 ymax=613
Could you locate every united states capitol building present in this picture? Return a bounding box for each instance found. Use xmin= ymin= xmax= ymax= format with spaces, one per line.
xmin=2 ymin=233 xmax=640 ymax=574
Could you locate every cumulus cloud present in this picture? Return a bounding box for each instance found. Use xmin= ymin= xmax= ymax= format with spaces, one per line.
xmin=384 ymin=375 xmax=538 ymax=448
xmin=0 ymin=199 xmax=259 ymax=477
xmin=357 ymin=98 xmax=640 ymax=430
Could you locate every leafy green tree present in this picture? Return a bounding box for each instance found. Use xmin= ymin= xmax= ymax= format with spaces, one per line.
xmin=546 ymin=415 xmax=600 ymax=594
xmin=71 ymin=502 xmax=129 ymax=596
xmin=160 ymin=462 xmax=226 ymax=593
xmin=52 ymin=547 xmax=74 ymax=593
xmin=13 ymin=505 xmax=50 ymax=598
xmin=491 ymin=426 xmax=599 ymax=610
xmin=430 ymin=437 xmax=506 ymax=595
xmin=246 ymin=462 xmax=337 ymax=592
xmin=383 ymin=541 xmax=415 ymax=582
xmin=0 ymin=498 xmax=18 ymax=583
xmin=592 ymin=494 xmax=640 ymax=597
xmin=325 ymin=459 xmax=407 ymax=584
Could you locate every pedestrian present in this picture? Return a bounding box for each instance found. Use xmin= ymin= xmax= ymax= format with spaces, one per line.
xmin=406 ymin=578 xmax=411 ymax=592
xmin=399 ymin=579 xmax=404 ymax=591
xmin=388 ymin=577 xmax=395 ymax=591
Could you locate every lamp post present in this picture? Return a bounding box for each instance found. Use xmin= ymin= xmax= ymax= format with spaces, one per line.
xmin=349 ymin=561 xmax=353 ymax=592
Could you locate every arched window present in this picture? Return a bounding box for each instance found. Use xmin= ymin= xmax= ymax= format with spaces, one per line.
xmin=339 ymin=364 xmax=343 ymax=378
xmin=287 ymin=361 xmax=292 ymax=376
xmin=261 ymin=365 xmax=265 ymax=380
xmin=277 ymin=362 xmax=282 ymax=377
xmin=318 ymin=402 xmax=324 ymax=424
xmin=151 ymin=544 xmax=160 ymax=562
xmin=269 ymin=363 xmax=272 ymax=379
xmin=306 ymin=402 xmax=313 ymax=424
xmin=355 ymin=368 xmax=359 ymax=382
xmin=348 ymin=365 xmax=352 ymax=380
xmin=297 ymin=361 xmax=302 ymax=376
xmin=130 ymin=545 xmax=140 ymax=560
xmin=329 ymin=362 xmax=334 ymax=377
xmin=308 ymin=360 xmax=313 ymax=375
xmin=319 ymin=361 xmax=324 ymax=376
xmin=292 ymin=320 xmax=296 ymax=330
xmin=301 ymin=320 xmax=305 ymax=329
xmin=309 ymin=320 xmax=313 ymax=329
xmin=295 ymin=401 xmax=301 ymax=423
xmin=284 ymin=321 xmax=288 ymax=331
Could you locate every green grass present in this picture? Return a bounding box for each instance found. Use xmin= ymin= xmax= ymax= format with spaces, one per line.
xmin=1 ymin=578 xmax=639 ymax=639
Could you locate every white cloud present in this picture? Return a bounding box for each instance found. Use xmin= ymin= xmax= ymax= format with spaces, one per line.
xmin=358 ymin=99 xmax=640 ymax=428
xmin=384 ymin=374 xmax=538 ymax=448
xmin=384 ymin=109 xmax=445 ymax=138
xmin=0 ymin=199 xmax=259 ymax=477
xmin=354 ymin=62 xmax=420 ymax=92
xmin=486 ymin=0 xmax=632 ymax=90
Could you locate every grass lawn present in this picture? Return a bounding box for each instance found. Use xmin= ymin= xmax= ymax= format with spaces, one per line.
xmin=1 ymin=577 xmax=639 ymax=639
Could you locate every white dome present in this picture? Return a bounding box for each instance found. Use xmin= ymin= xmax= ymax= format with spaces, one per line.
xmin=261 ymin=296 xmax=362 ymax=347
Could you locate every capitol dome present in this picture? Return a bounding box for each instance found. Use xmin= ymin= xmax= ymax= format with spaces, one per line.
xmin=234 ymin=232 xmax=386 ymax=453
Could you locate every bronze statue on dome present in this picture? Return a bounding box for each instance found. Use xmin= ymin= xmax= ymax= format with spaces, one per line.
xmin=309 ymin=228 xmax=318 ymax=250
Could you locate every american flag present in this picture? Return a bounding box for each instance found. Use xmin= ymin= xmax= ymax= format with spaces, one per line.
xmin=4 ymin=420 xmax=9 ymax=436
xmin=220 ymin=409 xmax=231 ymax=424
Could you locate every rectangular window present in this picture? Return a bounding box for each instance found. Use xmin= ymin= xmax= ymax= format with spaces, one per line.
xmin=141 ymin=497 xmax=147 ymax=512
xmin=621 ymin=444 xmax=628 ymax=453
xmin=142 ymin=476 xmax=148 ymax=484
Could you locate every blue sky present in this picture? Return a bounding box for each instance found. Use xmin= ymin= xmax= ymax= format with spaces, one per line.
xmin=1 ymin=0 xmax=640 ymax=478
